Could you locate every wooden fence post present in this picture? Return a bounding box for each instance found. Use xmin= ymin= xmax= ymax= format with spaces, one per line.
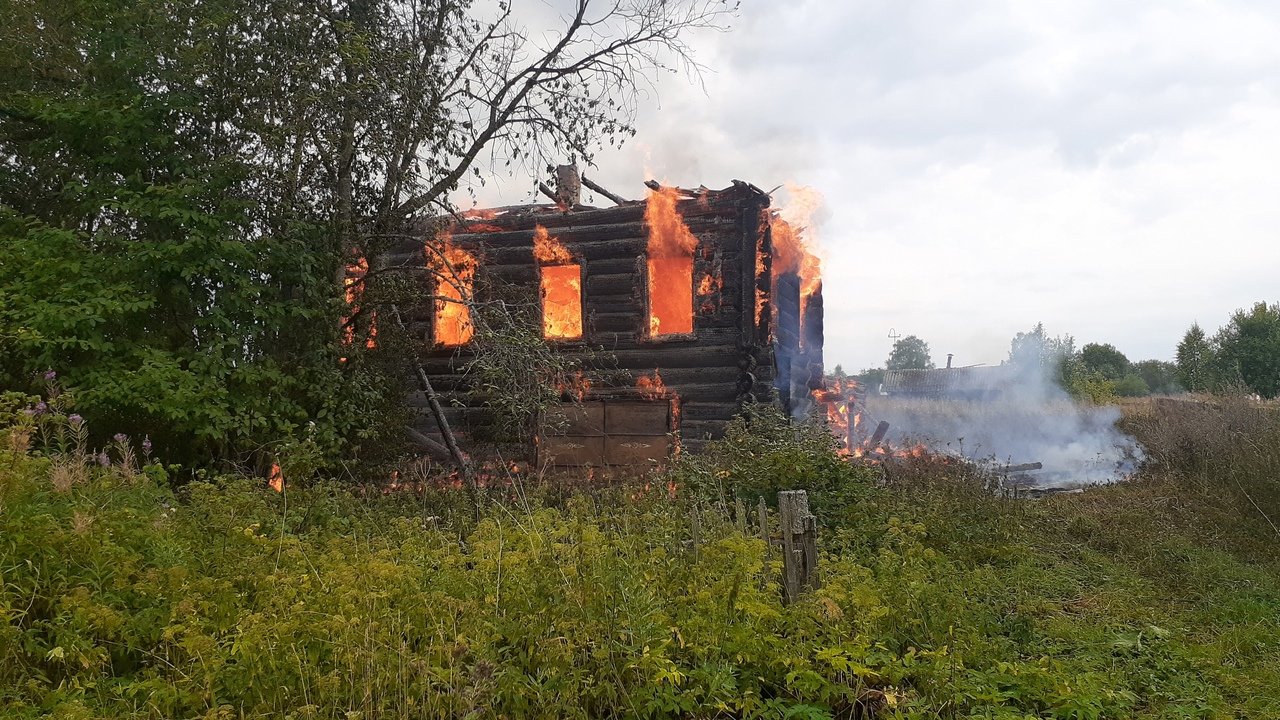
xmin=778 ymin=490 xmax=819 ymax=603
xmin=757 ymin=497 xmax=770 ymax=590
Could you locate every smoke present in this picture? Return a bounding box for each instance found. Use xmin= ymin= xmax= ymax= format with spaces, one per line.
xmin=866 ymin=361 xmax=1145 ymax=487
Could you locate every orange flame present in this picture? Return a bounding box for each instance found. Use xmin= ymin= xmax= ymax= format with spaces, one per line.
xmin=268 ymin=463 xmax=284 ymax=492
xmin=428 ymin=232 xmax=476 ymax=346
xmin=341 ymin=257 xmax=374 ymax=352
xmin=533 ymin=226 xmax=583 ymax=340
xmin=533 ymin=225 xmax=573 ymax=264
xmin=636 ymin=369 xmax=669 ymax=400
xmin=556 ymin=369 xmax=593 ymax=401
xmin=771 ymin=185 xmax=824 ymax=324
xmin=645 ymin=187 xmax=696 ymax=336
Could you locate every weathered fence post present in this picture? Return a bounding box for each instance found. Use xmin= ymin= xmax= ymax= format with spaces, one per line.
xmin=757 ymin=497 xmax=771 ymax=590
xmin=778 ymin=490 xmax=819 ymax=603
xmin=735 ymin=497 xmax=747 ymax=534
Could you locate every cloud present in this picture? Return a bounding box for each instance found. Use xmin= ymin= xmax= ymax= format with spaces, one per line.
xmin=462 ymin=0 xmax=1280 ymax=371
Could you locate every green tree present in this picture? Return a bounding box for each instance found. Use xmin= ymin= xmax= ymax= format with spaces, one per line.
xmin=1113 ymin=373 xmax=1150 ymax=397
xmin=857 ymin=367 xmax=886 ymax=389
xmin=1133 ymin=359 xmax=1181 ymax=395
xmin=1175 ymin=323 xmax=1214 ymax=393
xmin=0 ymin=0 xmax=733 ymax=469
xmin=1211 ymin=302 xmax=1280 ymax=398
xmin=887 ymin=335 xmax=934 ymax=370
xmin=1080 ymin=343 xmax=1130 ymax=381
xmin=1008 ymin=322 xmax=1080 ymax=392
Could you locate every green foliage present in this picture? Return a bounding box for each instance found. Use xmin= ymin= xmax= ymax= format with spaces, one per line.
xmin=0 ymin=0 xmax=406 ymax=471
xmin=1132 ymin=359 xmax=1181 ymax=395
xmin=856 ymin=366 xmax=886 ymax=389
xmin=1079 ymin=342 xmax=1130 ymax=381
xmin=886 ymin=335 xmax=934 ymax=371
xmin=1113 ymin=372 xmax=1150 ymax=397
xmin=1211 ymin=301 xmax=1280 ymax=399
xmin=3 ymin=403 xmax=1280 ymax=718
xmin=1175 ymin=323 xmax=1214 ymax=393
xmin=668 ymin=404 xmax=876 ymax=516
xmin=1008 ymin=322 xmax=1080 ymax=394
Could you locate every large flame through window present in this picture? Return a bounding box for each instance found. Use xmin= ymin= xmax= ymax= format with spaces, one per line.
xmin=429 ymin=234 xmax=476 ymax=346
xmin=533 ymin=225 xmax=583 ymax=340
xmin=645 ymin=187 xmax=697 ymax=336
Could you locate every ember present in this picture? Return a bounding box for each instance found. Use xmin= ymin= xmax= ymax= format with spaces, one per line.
xmin=268 ymin=463 xmax=283 ymax=492
xmin=645 ymin=186 xmax=697 ymax=336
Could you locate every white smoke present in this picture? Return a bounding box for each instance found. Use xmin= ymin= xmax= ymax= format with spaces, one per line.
xmin=866 ymin=361 xmax=1144 ymax=488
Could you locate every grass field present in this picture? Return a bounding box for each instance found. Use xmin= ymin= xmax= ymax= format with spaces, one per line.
xmin=2 ymin=399 xmax=1278 ymax=718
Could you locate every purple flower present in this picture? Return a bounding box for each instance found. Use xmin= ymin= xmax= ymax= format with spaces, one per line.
xmin=97 ymin=452 xmax=110 ymax=467
xmin=112 ymin=433 xmax=128 ymax=444
xmin=21 ymin=407 xmax=35 ymax=417
xmin=68 ymin=414 xmax=83 ymax=426
xmin=141 ymin=436 xmax=152 ymax=453
xmin=43 ymin=370 xmax=57 ymax=381
xmin=33 ymin=402 xmax=48 ymax=416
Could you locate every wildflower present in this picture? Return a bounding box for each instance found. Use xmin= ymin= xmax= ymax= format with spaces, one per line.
xmin=68 ymin=414 xmax=83 ymax=426
xmin=97 ymin=452 xmax=110 ymax=467
xmin=33 ymin=402 xmax=48 ymax=416
xmin=112 ymin=433 xmax=128 ymax=444
xmin=43 ymin=370 xmax=56 ymax=381
xmin=142 ymin=436 xmax=152 ymax=454
xmin=22 ymin=407 xmax=35 ymax=417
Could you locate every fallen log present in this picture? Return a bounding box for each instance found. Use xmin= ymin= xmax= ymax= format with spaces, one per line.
xmin=999 ymin=462 xmax=1043 ymax=473
xmin=866 ymin=420 xmax=890 ymax=447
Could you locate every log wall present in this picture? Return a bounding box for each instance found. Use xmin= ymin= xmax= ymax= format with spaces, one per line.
xmin=387 ymin=181 xmax=780 ymax=464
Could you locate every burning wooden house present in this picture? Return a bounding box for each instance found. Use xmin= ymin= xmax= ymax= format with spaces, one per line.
xmin=370 ymin=170 xmax=826 ymax=467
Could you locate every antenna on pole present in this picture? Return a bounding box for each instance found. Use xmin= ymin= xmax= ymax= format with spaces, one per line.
xmin=887 ymin=328 xmax=901 ymax=344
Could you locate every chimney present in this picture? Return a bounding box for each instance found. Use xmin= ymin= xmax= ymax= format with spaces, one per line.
xmin=554 ymin=164 xmax=581 ymax=208
xmin=946 ymin=353 xmax=953 ymax=369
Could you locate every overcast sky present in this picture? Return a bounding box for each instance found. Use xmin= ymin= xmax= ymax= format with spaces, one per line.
xmin=464 ymin=0 xmax=1280 ymax=372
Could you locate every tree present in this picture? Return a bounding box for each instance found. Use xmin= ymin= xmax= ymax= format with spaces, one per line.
xmin=1211 ymin=302 xmax=1280 ymax=398
xmin=1133 ymin=359 xmax=1181 ymax=395
xmin=1113 ymin=373 xmax=1150 ymax=397
xmin=1080 ymin=343 xmax=1130 ymax=381
xmin=887 ymin=336 xmax=934 ymax=371
xmin=1175 ymin=323 xmax=1214 ymax=393
xmin=1007 ymin=322 xmax=1079 ymax=392
xmin=0 ymin=0 xmax=735 ymax=470
xmin=857 ymin=367 xmax=886 ymax=389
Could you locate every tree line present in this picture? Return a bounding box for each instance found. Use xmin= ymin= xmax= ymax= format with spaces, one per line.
xmin=847 ymin=301 xmax=1280 ymax=401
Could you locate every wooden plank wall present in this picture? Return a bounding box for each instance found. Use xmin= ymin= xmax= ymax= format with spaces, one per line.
xmin=384 ymin=182 xmax=777 ymax=461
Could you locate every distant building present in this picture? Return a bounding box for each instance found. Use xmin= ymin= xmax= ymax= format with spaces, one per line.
xmin=880 ymin=365 xmax=1012 ymax=400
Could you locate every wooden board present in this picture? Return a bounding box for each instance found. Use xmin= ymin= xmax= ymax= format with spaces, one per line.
xmin=604 ymin=435 xmax=669 ymax=465
xmin=540 ymin=435 xmax=605 ymax=466
xmin=605 ymin=401 xmax=671 ymax=435
xmin=545 ymin=401 xmax=605 ymax=435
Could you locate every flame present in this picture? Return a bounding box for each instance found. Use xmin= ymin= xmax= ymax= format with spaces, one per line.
xmin=533 ymin=225 xmax=572 ymax=264
xmin=533 ymin=226 xmax=583 ymax=340
xmin=645 ymin=187 xmax=697 ymax=336
xmin=461 ymin=208 xmax=498 ymax=220
xmin=771 ymin=184 xmax=825 ymax=323
xmin=556 ymin=369 xmax=592 ymax=401
xmin=813 ymin=375 xmax=863 ymax=456
xmin=636 ymin=369 xmax=668 ymax=400
xmin=341 ymin=257 xmax=372 ymax=352
xmin=428 ymin=232 xmax=476 ymax=346
xmin=268 ymin=463 xmax=284 ymax=492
